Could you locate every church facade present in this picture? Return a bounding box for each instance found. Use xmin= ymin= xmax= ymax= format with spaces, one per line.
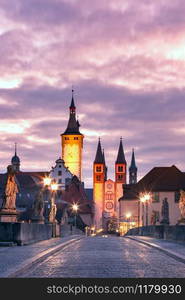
xmin=93 ymin=139 xmax=137 ymax=230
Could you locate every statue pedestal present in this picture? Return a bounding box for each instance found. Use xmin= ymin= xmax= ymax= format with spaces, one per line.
xmin=31 ymin=215 xmax=44 ymax=224
xmin=0 ymin=209 xmax=18 ymax=222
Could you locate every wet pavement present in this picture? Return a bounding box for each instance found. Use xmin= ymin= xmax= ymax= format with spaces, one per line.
xmin=16 ymin=236 xmax=185 ymax=278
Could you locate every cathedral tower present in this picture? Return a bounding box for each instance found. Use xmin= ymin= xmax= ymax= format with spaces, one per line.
xmin=129 ymin=148 xmax=137 ymax=184
xmin=61 ymin=90 xmax=84 ymax=180
xmin=93 ymin=139 xmax=106 ymax=229
xmin=115 ymin=138 xmax=127 ymax=213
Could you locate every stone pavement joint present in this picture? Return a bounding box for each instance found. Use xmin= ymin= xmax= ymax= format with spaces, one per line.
xmin=2 ymin=236 xmax=84 ymax=278
xmin=126 ymin=236 xmax=185 ymax=265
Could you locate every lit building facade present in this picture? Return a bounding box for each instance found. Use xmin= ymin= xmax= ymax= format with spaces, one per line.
xmin=61 ymin=91 xmax=84 ymax=181
xmin=118 ymin=165 xmax=185 ymax=234
xmin=93 ymin=138 xmax=137 ymax=230
xmin=49 ymin=157 xmax=73 ymax=189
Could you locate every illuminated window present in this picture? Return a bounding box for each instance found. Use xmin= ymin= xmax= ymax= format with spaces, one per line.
xmin=96 ymin=175 xmax=101 ymax=181
xmin=65 ymin=137 xmax=69 ymax=140
xmin=74 ymin=137 xmax=79 ymax=140
xmin=96 ymin=166 xmax=102 ymax=172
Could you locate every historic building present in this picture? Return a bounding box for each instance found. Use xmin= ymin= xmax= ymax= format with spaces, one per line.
xmin=118 ymin=165 xmax=185 ymax=234
xmin=93 ymin=138 xmax=137 ymax=230
xmin=61 ymin=90 xmax=84 ymax=181
xmin=50 ymin=157 xmax=73 ymax=189
xmin=0 ymin=91 xmax=93 ymax=227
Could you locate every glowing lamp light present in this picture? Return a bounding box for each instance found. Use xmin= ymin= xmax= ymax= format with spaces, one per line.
xmin=140 ymin=196 xmax=146 ymax=203
xmin=144 ymin=194 xmax=150 ymax=201
xmin=140 ymin=193 xmax=150 ymax=202
xmin=51 ymin=183 xmax=58 ymax=191
xmin=72 ymin=204 xmax=79 ymax=212
xmin=126 ymin=213 xmax=131 ymax=219
xmin=43 ymin=177 xmax=52 ymax=186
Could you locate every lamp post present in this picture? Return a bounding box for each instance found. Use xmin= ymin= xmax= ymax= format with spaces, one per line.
xmin=72 ymin=203 xmax=79 ymax=230
xmin=50 ymin=182 xmax=58 ymax=223
xmin=43 ymin=177 xmax=58 ymax=224
xmin=43 ymin=177 xmax=52 ymax=222
xmin=140 ymin=193 xmax=150 ymax=227
xmin=126 ymin=212 xmax=131 ymax=232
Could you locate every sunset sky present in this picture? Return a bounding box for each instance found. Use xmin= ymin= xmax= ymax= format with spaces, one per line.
xmin=0 ymin=0 xmax=185 ymax=187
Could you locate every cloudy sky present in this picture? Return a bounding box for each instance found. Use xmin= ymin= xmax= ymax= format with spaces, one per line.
xmin=0 ymin=0 xmax=185 ymax=187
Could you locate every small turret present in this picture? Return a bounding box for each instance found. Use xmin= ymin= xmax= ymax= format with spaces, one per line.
xmin=11 ymin=143 xmax=20 ymax=172
xmin=129 ymin=148 xmax=137 ymax=184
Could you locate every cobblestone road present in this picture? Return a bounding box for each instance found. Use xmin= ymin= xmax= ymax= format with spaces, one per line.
xmin=18 ymin=236 xmax=185 ymax=278
xmin=0 ymin=236 xmax=81 ymax=277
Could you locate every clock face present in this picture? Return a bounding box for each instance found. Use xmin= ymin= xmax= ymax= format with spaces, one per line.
xmin=106 ymin=201 xmax=114 ymax=210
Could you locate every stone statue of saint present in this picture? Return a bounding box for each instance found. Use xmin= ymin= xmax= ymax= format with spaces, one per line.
xmin=1 ymin=165 xmax=18 ymax=211
xmin=179 ymin=190 xmax=185 ymax=220
xmin=33 ymin=190 xmax=44 ymax=217
xmin=160 ymin=198 xmax=169 ymax=225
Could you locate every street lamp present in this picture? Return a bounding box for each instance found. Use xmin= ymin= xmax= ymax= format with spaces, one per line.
xmin=43 ymin=177 xmax=52 ymax=222
xmin=43 ymin=177 xmax=58 ymax=224
xmin=72 ymin=203 xmax=79 ymax=229
xmin=51 ymin=182 xmax=58 ymax=191
xmin=43 ymin=177 xmax=52 ymax=187
xmin=50 ymin=182 xmax=58 ymax=223
xmin=140 ymin=193 xmax=150 ymax=226
xmin=126 ymin=212 xmax=132 ymax=232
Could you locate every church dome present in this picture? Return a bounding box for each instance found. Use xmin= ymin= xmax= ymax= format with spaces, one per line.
xmin=11 ymin=154 xmax=20 ymax=164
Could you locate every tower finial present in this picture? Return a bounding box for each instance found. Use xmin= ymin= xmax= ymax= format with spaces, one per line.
xmin=70 ymin=87 xmax=76 ymax=110
xmin=15 ymin=142 xmax=17 ymax=155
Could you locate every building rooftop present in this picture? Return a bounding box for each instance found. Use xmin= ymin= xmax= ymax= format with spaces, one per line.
xmin=119 ymin=165 xmax=185 ymax=201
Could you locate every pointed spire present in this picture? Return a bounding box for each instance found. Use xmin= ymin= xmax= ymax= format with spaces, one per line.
xmin=15 ymin=142 xmax=17 ymax=156
xmin=116 ymin=137 xmax=126 ymax=164
xmin=11 ymin=142 xmax=20 ymax=172
xmin=70 ymin=88 xmax=76 ymax=109
xmin=94 ymin=138 xmax=104 ymax=163
xmin=129 ymin=148 xmax=137 ymax=170
xmin=62 ymin=90 xmax=82 ymax=135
